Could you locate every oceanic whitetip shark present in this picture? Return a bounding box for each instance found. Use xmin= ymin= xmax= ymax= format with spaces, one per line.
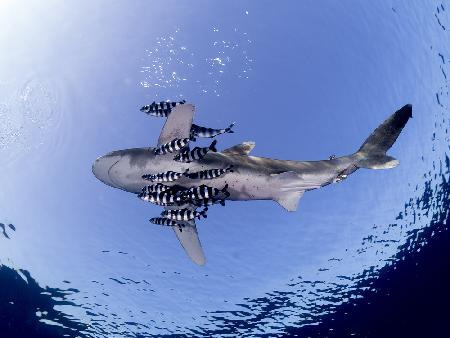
xmin=92 ymin=103 xmax=412 ymax=265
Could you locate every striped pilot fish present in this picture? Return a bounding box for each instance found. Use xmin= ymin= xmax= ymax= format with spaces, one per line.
xmin=142 ymin=183 xmax=172 ymax=194
xmin=142 ymin=169 xmax=189 ymax=182
xmin=161 ymin=207 xmax=208 ymax=221
xmin=150 ymin=217 xmax=184 ymax=228
xmin=140 ymin=99 xmax=186 ymax=117
xmin=190 ymin=122 xmax=235 ymax=139
xmin=186 ymin=165 xmax=234 ymax=180
xmin=191 ymin=198 xmax=226 ymax=207
xmin=138 ymin=190 xmax=184 ymax=206
xmin=173 ymin=140 xmax=217 ymax=163
xmin=154 ymin=138 xmax=190 ymax=155
xmin=182 ymin=184 xmax=230 ymax=201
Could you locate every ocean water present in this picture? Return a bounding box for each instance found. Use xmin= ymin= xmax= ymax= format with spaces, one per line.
xmin=0 ymin=1 xmax=449 ymax=337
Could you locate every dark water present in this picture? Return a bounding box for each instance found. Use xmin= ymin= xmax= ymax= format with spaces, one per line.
xmin=0 ymin=265 xmax=85 ymax=337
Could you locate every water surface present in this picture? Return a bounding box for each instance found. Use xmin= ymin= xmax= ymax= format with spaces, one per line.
xmin=0 ymin=1 xmax=449 ymax=336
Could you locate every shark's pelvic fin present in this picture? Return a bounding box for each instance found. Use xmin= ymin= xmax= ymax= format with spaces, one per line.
xmin=222 ymin=141 xmax=256 ymax=156
xmin=274 ymin=190 xmax=305 ymax=212
xmin=270 ymin=171 xmax=308 ymax=212
xmin=355 ymin=104 xmax=412 ymax=170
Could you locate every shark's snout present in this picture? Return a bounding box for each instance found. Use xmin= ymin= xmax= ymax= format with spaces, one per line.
xmin=92 ymin=154 xmax=122 ymax=187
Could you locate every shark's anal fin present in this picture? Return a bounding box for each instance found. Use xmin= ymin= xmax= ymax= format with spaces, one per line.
xmin=270 ymin=171 xmax=306 ymax=212
xmin=222 ymin=141 xmax=255 ymax=156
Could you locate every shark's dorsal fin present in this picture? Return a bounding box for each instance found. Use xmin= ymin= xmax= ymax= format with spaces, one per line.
xmin=222 ymin=141 xmax=255 ymax=156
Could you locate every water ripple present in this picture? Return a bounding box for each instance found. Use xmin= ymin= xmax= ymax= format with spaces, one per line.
xmin=0 ymin=75 xmax=65 ymax=168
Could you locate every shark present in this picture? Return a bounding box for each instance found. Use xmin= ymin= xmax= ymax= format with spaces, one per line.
xmin=92 ymin=103 xmax=412 ymax=265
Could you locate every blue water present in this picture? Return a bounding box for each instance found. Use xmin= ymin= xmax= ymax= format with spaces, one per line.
xmin=0 ymin=1 xmax=449 ymax=337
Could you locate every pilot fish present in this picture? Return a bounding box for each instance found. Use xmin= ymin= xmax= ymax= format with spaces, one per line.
xmin=142 ymin=183 xmax=172 ymax=194
xmin=154 ymin=138 xmax=190 ymax=155
xmin=174 ymin=140 xmax=217 ymax=163
xmin=150 ymin=217 xmax=184 ymax=227
xmin=191 ymin=198 xmax=226 ymax=207
xmin=161 ymin=207 xmax=208 ymax=221
xmin=140 ymin=99 xmax=186 ymax=117
xmin=138 ymin=190 xmax=184 ymax=206
xmin=190 ymin=122 xmax=235 ymax=139
xmin=150 ymin=217 xmax=186 ymax=231
xmin=182 ymin=184 xmax=229 ymax=201
xmin=186 ymin=165 xmax=234 ymax=180
xmin=142 ymin=169 xmax=189 ymax=182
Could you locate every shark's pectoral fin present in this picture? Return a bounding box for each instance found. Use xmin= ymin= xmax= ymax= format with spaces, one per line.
xmin=172 ymin=219 xmax=206 ymax=266
xmin=275 ymin=190 xmax=305 ymax=212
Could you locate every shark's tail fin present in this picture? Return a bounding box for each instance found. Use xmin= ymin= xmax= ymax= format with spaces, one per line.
xmin=355 ymin=104 xmax=412 ymax=170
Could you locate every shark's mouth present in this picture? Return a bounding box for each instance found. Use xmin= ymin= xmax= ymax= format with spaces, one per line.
xmin=107 ymin=159 xmax=122 ymax=188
